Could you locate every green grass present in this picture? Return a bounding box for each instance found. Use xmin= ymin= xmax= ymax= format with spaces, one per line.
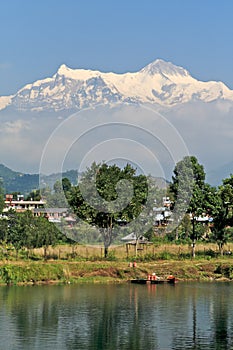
xmin=0 ymin=242 xmax=233 ymax=285
xmin=0 ymin=258 xmax=232 ymax=285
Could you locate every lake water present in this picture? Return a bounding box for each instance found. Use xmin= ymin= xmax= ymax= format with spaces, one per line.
xmin=0 ymin=282 xmax=233 ymax=350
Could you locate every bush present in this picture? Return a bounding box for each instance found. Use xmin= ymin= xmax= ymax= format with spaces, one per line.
xmin=214 ymin=264 xmax=233 ymax=278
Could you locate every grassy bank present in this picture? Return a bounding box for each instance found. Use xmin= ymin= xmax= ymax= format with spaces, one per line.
xmin=0 ymin=259 xmax=233 ymax=285
xmin=0 ymin=242 xmax=233 ymax=285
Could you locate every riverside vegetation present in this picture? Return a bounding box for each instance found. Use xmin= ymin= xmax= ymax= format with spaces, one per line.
xmin=0 ymin=156 xmax=233 ymax=285
xmin=0 ymin=242 xmax=233 ymax=285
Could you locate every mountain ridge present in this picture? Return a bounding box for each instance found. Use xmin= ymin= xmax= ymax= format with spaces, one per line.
xmin=0 ymin=161 xmax=230 ymax=193
xmin=0 ymin=163 xmax=79 ymax=195
xmin=1 ymin=59 xmax=233 ymax=112
xmin=0 ymin=163 xmax=169 ymax=195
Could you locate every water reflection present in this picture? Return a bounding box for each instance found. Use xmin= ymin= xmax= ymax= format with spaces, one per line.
xmin=0 ymin=283 xmax=233 ymax=349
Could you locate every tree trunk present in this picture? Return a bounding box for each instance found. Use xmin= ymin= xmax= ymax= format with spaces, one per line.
xmin=191 ymin=215 xmax=196 ymax=258
xmin=219 ymin=243 xmax=224 ymax=256
xmin=104 ymin=216 xmax=112 ymax=258
xmin=191 ymin=240 xmax=196 ymax=259
xmin=44 ymin=246 xmax=48 ymax=260
xmin=175 ymin=227 xmax=179 ymax=240
xmin=104 ymin=246 xmax=108 ymax=258
xmin=135 ymin=238 xmax=138 ymax=257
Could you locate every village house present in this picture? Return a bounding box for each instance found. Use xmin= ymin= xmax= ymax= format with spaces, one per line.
xmin=3 ymin=194 xmax=76 ymax=226
xmin=4 ymin=194 xmax=46 ymax=213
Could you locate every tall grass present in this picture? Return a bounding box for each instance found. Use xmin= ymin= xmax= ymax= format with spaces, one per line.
xmin=31 ymin=242 xmax=233 ymax=261
xmin=1 ymin=242 xmax=233 ymax=262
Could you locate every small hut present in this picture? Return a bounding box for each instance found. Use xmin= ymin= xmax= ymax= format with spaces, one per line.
xmin=121 ymin=232 xmax=152 ymax=256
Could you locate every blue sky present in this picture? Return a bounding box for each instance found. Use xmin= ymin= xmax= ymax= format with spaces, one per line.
xmin=0 ymin=0 xmax=233 ymax=95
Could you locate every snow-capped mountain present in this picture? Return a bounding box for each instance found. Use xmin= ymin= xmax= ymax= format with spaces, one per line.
xmin=1 ymin=59 xmax=233 ymax=112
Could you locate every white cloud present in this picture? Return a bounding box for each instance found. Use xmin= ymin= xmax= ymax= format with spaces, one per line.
xmin=2 ymin=120 xmax=31 ymax=134
xmin=0 ymin=100 xmax=232 ymax=184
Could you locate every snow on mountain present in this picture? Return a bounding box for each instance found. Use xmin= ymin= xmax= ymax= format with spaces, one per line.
xmin=0 ymin=95 xmax=13 ymax=110
xmin=1 ymin=59 xmax=233 ymax=112
xmin=140 ymin=58 xmax=191 ymax=77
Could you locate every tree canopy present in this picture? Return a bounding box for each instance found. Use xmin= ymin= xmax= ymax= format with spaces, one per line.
xmin=68 ymin=162 xmax=157 ymax=257
xmin=170 ymin=156 xmax=221 ymax=256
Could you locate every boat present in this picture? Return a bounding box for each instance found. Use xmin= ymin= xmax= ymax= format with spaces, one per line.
xmin=131 ymin=274 xmax=176 ymax=285
xmin=150 ymin=277 xmax=176 ymax=284
xmin=131 ymin=278 xmax=148 ymax=284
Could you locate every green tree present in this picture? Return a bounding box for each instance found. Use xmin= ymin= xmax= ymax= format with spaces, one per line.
xmin=170 ymin=156 xmax=208 ymax=257
xmin=69 ymin=163 xmax=151 ymax=258
xmin=211 ymin=174 xmax=233 ymax=254
xmin=173 ymin=213 xmax=192 ymax=242
xmin=11 ymin=192 xmax=21 ymax=200
xmin=46 ymin=180 xmax=68 ymax=208
xmin=218 ymin=174 xmax=233 ymax=226
xmin=6 ymin=210 xmax=61 ymax=259
xmin=26 ymin=189 xmax=42 ymax=201
xmin=0 ymin=217 xmax=9 ymax=242
xmin=211 ymin=207 xmax=232 ymax=255
xmin=6 ymin=210 xmax=42 ymax=258
xmin=202 ymin=184 xmax=221 ymax=218
xmin=0 ymin=195 xmax=4 ymax=214
xmin=62 ymin=177 xmax=72 ymax=195
xmin=33 ymin=216 xmax=60 ymax=259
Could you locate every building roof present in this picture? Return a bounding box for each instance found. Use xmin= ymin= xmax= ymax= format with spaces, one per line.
xmin=33 ymin=208 xmax=68 ymax=213
xmin=5 ymin=200 xmax=46 ymax=205
xmin=121 ymin=232 xmax=148 ymax=242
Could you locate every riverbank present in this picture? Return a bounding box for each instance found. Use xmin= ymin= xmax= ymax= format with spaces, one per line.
xmin=0 ymin=259 xmax=233 ymax=285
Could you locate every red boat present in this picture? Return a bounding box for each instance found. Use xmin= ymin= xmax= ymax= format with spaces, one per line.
xmin=149 ymin=274 xmax=176 ymax=284
xmin=131 ymin=274 xmax=176 ymax=285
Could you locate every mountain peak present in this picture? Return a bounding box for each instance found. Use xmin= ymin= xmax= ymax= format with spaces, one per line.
xmin=1 ymin=58 xmax=233 ymax=113
xmin=56 ymin=63 xmax=101 ymax=81
xmin=141 ymin=58 xmax=190 ymax=77
xmin=57 ymin=64 xmax=71 ymax=75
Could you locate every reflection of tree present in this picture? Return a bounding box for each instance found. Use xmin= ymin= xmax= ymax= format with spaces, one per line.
xmin=192 ymin=290 xmax=197 ymax=348
xmin=65 ymin=285 xmax=158 ymax=350
xmin=210 ymin=288 xmax=229 ymax=349
xmin=3 ymin=286 xmax=60 ymax=348
xmin=171 ymin=284 xmax=231 ymax=350
xmin=2 ymin=283 xmax=232 ymax=349
xmin=165 ymin=288 xmax=190 ymax=349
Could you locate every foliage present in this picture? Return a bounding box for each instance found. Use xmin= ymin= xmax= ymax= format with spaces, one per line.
xmin=218 ymin=174 xmax=233 ymax=226
xmin=68 ymin=162 xmax=154 ymax=257
xmin=0 ymin=217 xmax=9 ymax=241
xmin=33 ymin=216 xmax=61 ymax=258
xmin=26 ymin=189 xmax=42 ymax=201
xmin=169 ymin=156 xmax=221 ymax=257
xmin=211 ymin=175 xmax=233 ymax=253
xmin=1 ymin=156 xmax=233 ymax=263
xmin=62 ymin=177 xmax=72 ymax=196
xmin=45 ymin=180 xmax=68 ymax=208
xmin=0 ymin=263 xmax=65 ymax=284
xmin=3 ymin=211 xmax=61 ymax=259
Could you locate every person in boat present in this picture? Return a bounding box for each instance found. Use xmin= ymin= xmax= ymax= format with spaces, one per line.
xmin=167 ymin=275 xmax=175 ymax=281
xmin=152 ymin=273 xmax=160 ymax=280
